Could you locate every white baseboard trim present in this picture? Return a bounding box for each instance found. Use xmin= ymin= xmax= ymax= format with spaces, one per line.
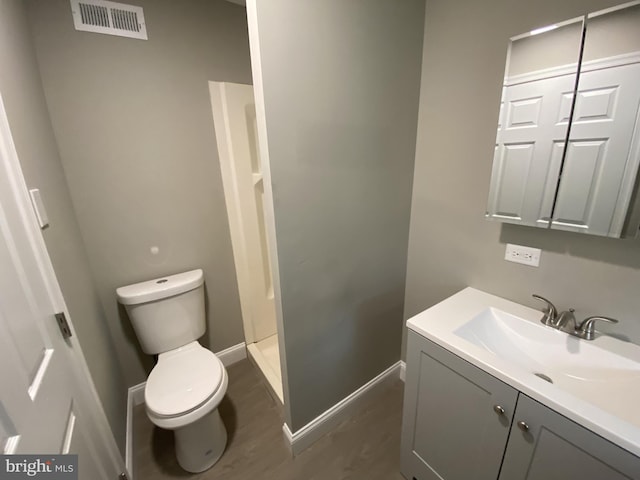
xmin=125 ymin=382 xmax=145 ymax=479
xmin=125 ymin=342 xmax=246 ymax=478
xmin=399 ymin=360 xmax=406 ymax=382
xmin=129 ymin=382 xmax=146 ymax=407
xmin=216 ymin=341 xmax=247 ymax=367
xmin=126 ymin=392 xmax=132 ymax=478
xmin=283 ymin=361 xmax=402 ymax=456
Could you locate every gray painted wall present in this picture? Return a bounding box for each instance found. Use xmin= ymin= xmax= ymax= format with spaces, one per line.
xmin=26 ymin=0 xmax=252 ymax=387
xmin=508 ymin=22 xmax=583 ymax=77
xmin=404 ymin=0 xmax=640 ymax=358
xmin=584 ymin=3 xmax=640 ymax=61
xmin=254 ymin=0 xmax=425 ymax=430
xmin=0 ymin=0 xmax=126 ymax=451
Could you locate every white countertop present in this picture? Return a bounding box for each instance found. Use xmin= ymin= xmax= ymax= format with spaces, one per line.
xmin=406 ymin=287 xmax=640 ymax=457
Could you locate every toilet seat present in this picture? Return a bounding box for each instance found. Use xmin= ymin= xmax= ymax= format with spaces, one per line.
xmin=145 ymin=342 xmax=228 ymax=430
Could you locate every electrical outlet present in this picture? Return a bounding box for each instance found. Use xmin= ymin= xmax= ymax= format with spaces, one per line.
xmin=505 ymin=243 xmax=541 ymax=267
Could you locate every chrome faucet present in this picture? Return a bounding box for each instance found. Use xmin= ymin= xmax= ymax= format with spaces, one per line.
xmin=555 ymin=308 xmax=577 ymax=334
xmin=532 ymin=294 xmax=619 ymax=340
xmin=532 ymin=294 xmax=558 ymax=326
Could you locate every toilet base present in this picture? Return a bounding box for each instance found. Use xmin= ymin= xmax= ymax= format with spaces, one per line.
xmin=174 ymin=408 xmax=227 ymax=473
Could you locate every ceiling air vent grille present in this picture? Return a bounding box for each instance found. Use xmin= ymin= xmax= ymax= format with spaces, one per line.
xmin=70 ymin=0 xmax=148 ymax=40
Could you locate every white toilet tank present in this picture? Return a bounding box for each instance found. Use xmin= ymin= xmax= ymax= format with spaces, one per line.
xmin=116 ymin=269 xmax=206 ymax=354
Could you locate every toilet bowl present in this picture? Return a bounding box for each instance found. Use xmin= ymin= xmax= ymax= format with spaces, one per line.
xmin=145 ymin=341 xmax=229 ymax=472
xmin=116 ymin=269 xmax=229 ymax=473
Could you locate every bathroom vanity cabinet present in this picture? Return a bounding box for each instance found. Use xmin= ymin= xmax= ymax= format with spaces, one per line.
xmin=400 ymin=331 xmax=640 ymax=480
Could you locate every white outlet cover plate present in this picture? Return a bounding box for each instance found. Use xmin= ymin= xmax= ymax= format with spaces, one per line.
xmin=505 ymin=243 xmax=541 ymax=267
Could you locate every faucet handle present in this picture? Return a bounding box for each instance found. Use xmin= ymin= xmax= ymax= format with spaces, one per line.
xmin=576 ymin=316 xmax=619 ymax=340
xmin=532 ymin=294 xmax=558 ymax=326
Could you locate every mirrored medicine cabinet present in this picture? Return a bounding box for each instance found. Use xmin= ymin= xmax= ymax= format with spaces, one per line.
xmin=486 ymin=1 xmax=640 ymax=238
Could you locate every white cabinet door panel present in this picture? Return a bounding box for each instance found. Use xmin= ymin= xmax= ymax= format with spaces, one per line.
xmin=487 ymin=74 xmax=576 ymax=227
xmin=552 ymin=62 xmax=640 ymax=236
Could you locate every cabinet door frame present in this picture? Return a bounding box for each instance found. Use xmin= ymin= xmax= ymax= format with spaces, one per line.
xmin=401 ymin=331 xmax=519 ymax=480
xmin=499 ymin=394 xmax=640 ymax=480
xmin=550 ymin=60 xmax=640 ymax=237
xmin=486 ymin=73 xmax=577 ymax=228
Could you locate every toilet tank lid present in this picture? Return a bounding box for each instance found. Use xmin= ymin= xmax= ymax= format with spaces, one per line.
xmin=116 ymin=269 xmax=204 ymax=305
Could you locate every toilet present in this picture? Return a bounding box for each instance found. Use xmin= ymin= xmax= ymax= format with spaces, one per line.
xmin=116 ymin=269 xmax=228 ymax=473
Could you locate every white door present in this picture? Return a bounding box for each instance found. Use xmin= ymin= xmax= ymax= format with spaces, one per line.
xmin=0 ymin=94 xmax=124 ymax=478
xmin=209 ymin=82 xmax=277 ymax=344
xmin=487 ymin=73 xmax=577 ymax=227
xmin=551 ymin=62 xmax=640 ymax=237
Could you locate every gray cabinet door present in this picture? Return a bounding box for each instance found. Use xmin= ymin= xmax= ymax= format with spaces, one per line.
xmin=401 ymin=332 xmax=518 ymax=480
xmin=499 ymin=394 xmax=640 ymax=480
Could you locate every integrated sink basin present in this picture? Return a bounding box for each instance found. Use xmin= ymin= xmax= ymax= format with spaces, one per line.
xmin=454 ymin=307 xmax=640 ymax=385
xmin=406 ymin=287 xmax=640 ymax=457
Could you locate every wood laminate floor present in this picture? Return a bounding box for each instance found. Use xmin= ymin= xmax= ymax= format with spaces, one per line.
xmin=134 ymin=359 xmax=406 ymax=480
